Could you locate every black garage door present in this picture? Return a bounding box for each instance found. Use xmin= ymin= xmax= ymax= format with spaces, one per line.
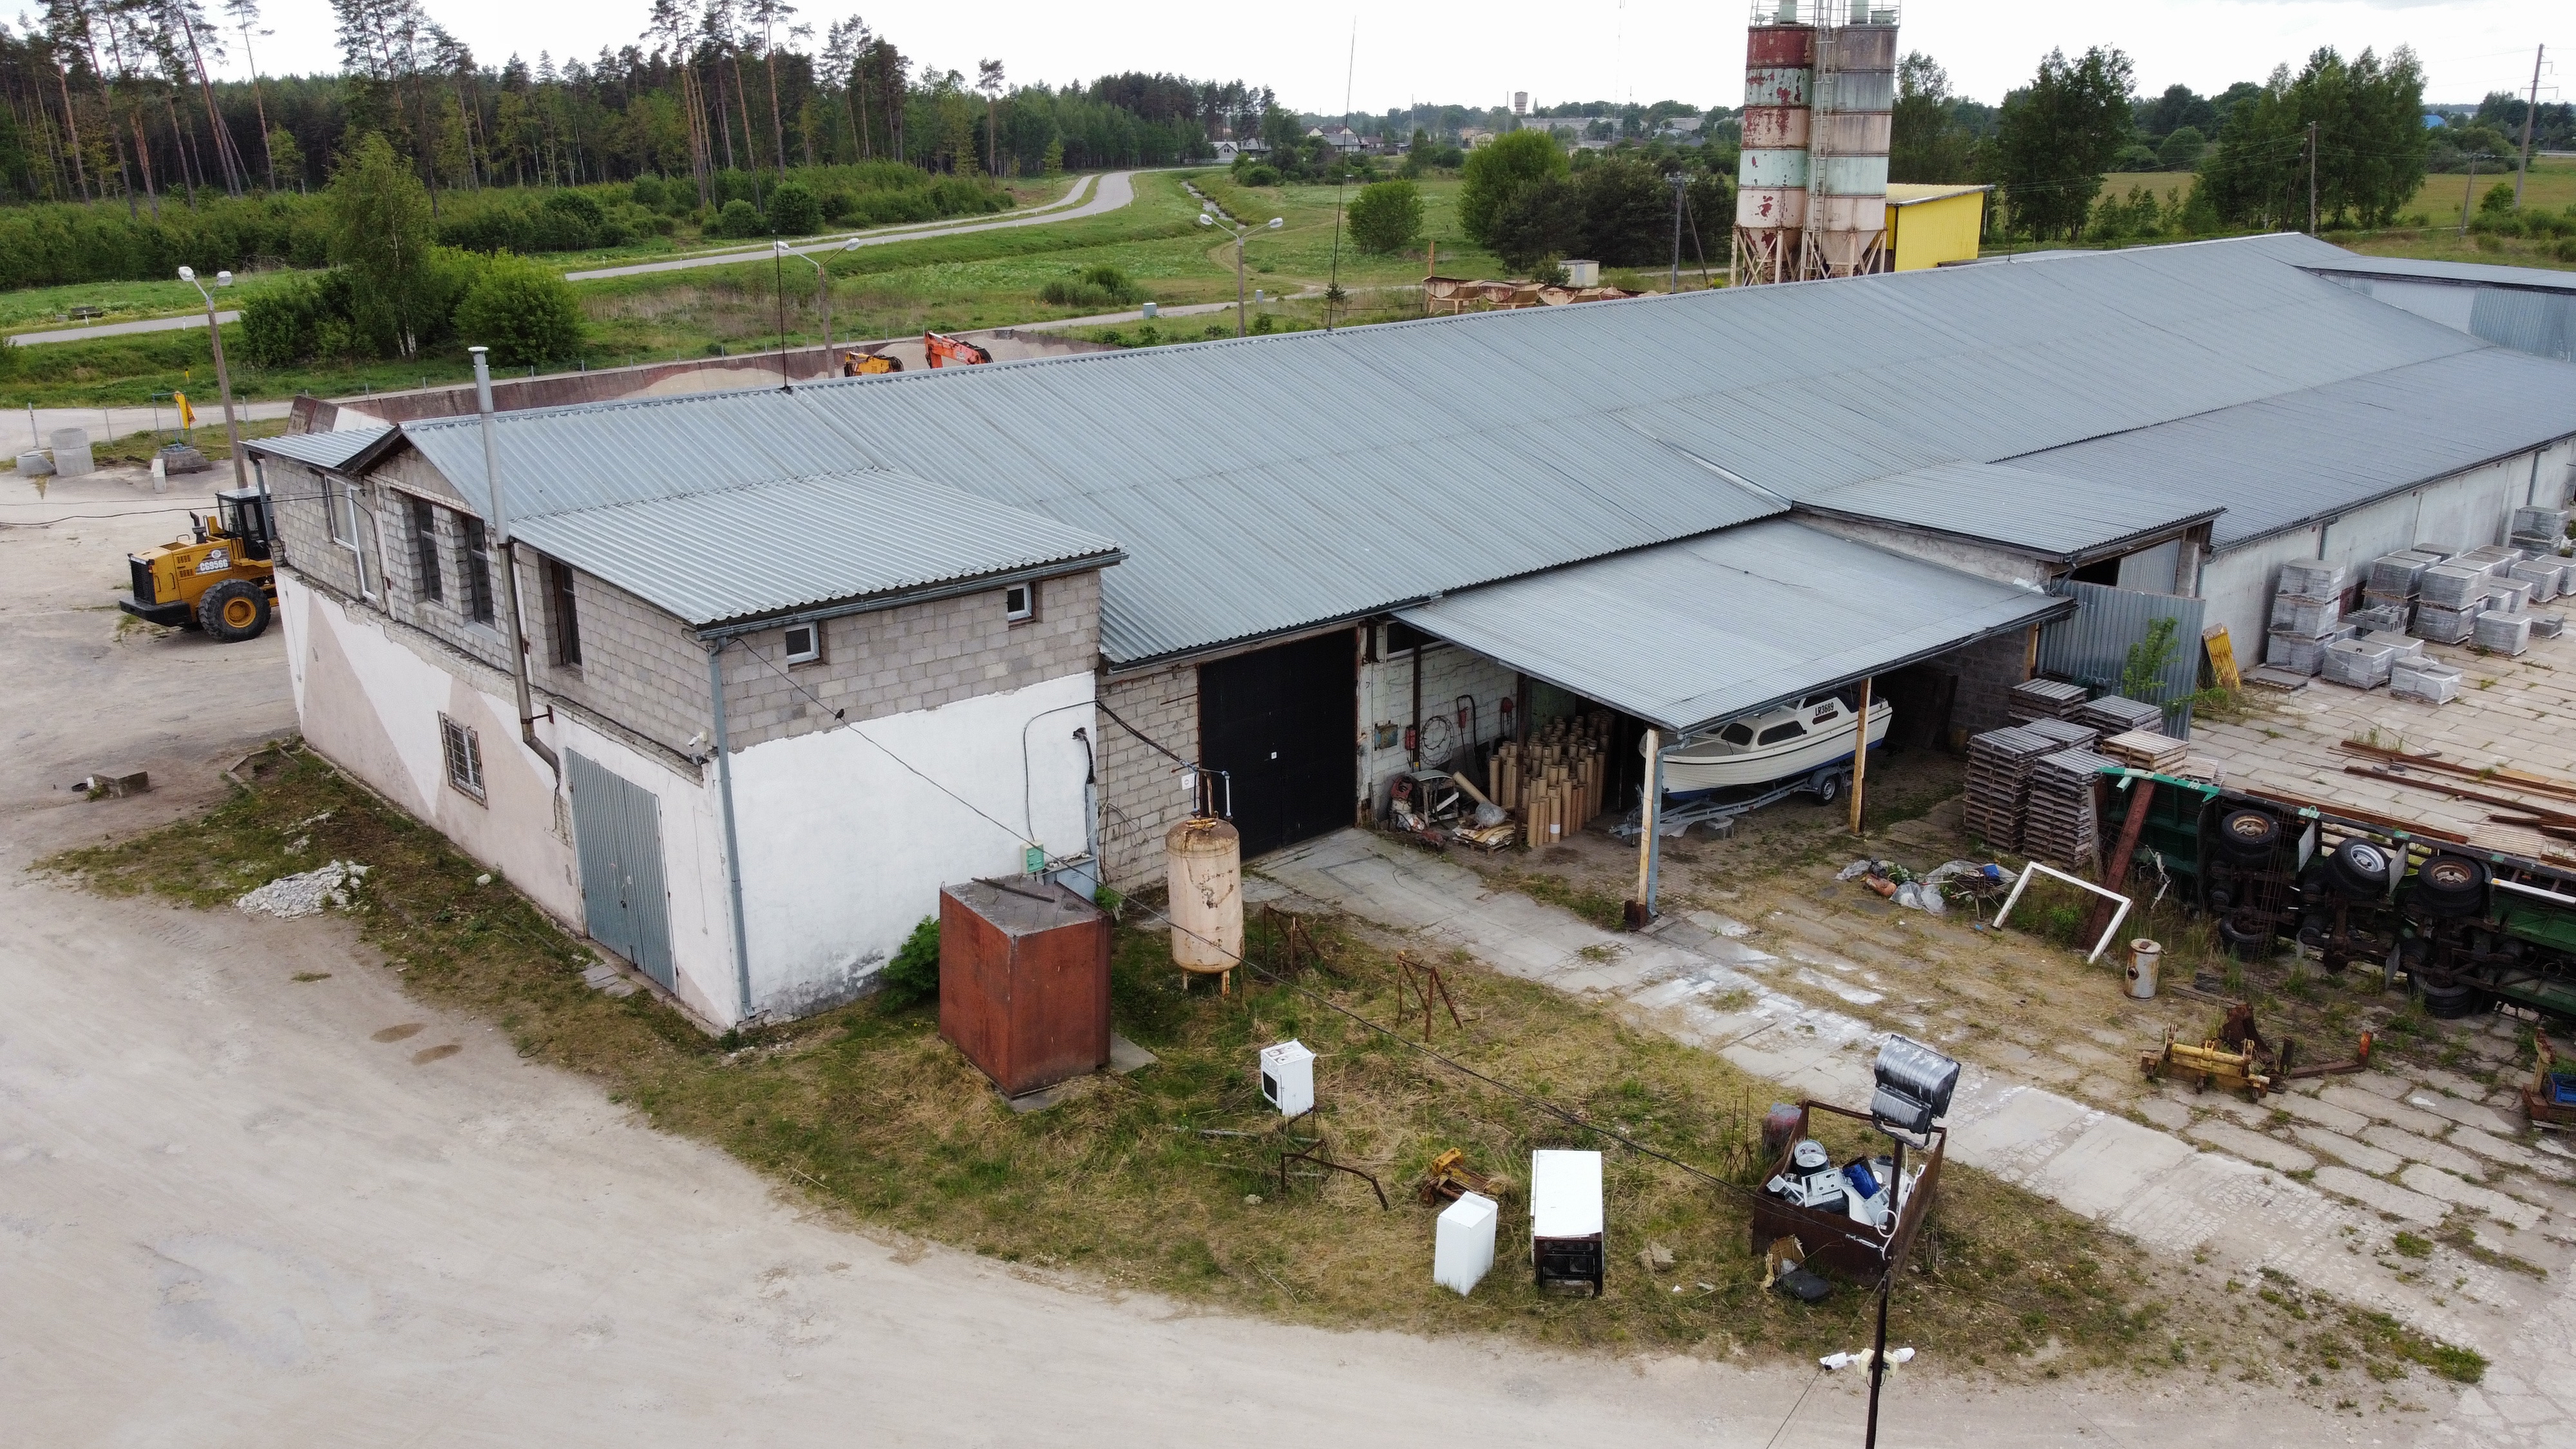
xmin=1198 ymin=630 xmax=1356 ymax=859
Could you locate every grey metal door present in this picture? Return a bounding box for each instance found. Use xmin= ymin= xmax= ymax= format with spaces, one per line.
xmin=566 ymin=752 xmax=676 ymax=990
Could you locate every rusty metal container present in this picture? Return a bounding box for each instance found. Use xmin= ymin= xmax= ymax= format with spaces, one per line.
xmin=938 ymin=877 xmax=1110 ymax=1097
xmin=1734 ymin=10 xmax=1816 ymax=285
xmin=1166 ymin=817 xmax=1244 ymax=982
xmin=1749 ymin=1100 xmax=1944 ymax=1280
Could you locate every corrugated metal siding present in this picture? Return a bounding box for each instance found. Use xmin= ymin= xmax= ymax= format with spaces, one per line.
xmin=2470 ymin=287 xmax=2576 ymax=363
xmin=2010 ymin=347 xmax=2576 ymax=549
xmin=509 ymin=469 xmax=1121 ymax=626
xmin=1799 ymin=461 xmax=2218 ymax=558
xmin=1394 ymin=520 xmax=2070 ymax=734
xmin=376 ymin=231 xmax=2561 ymax=665
xmin=2037 ymin=581 xmax=2205 ymax=737
xmin=246 ymin=425 xmax=394 ymax=471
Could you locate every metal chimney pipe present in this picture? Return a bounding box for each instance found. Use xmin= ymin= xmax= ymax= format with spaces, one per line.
xmin=472 ymin=346 xmax=560 ymax=780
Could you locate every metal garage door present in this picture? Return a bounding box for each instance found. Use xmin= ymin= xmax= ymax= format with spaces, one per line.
xmin=565 ymin=751 xmax=676 ymax=990
xmin=1198 ymin=630 xmax=1356 ymax=859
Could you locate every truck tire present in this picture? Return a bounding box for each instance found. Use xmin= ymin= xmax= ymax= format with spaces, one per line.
xmin=2329 ymin=838 xmax=2393 ymax=898
xmin=2215 ymin=808 xmax=2282 ymax=866
xmin=2416 ymin=978 xmax=2486 ymax=1019
xmin=2410 ymin=855 xmax=2489 ymax=919
xmin=198 ymin=579 xmax=270 ymax=642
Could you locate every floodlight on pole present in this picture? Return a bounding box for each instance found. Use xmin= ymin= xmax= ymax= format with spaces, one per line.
xmin=1861 ymin=1034 xmax=1958 ymax=1449
xmin=1199 ymin=213 xmax=1285 ymax=339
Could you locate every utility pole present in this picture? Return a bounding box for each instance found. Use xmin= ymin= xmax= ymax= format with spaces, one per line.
xmin=1668 ymin=172 xmax=1685 ymax=294
xmin=2307 ymin=120 xmax=2318 ymax=234
xmin=2514 ymin=45 xmax=2545 ymax=209
xmin=2461 ymin=156 xmax=2479 ymax=234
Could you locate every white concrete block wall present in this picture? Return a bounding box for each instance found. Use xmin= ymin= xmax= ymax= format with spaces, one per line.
xmin=1098 ymin=664 xmax=1198 ymax=891
xmin=2201 ymin=448 xmax=2550 ymax=658
xmin=1359 ymin=637 xmax=1520 ymax=810
xmin=730 ymin=670 xmax=1094 ymax=1018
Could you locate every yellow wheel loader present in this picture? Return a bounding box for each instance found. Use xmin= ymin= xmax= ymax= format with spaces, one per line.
xmin=120 ymin=486 xmax=278 ymax=643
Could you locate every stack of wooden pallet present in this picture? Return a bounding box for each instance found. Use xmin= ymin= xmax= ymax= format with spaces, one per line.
xmin=2020 ymin=717 xmax=2100 ymax=751
xmin=2099 ymin=729 xmax=2190 ymax=774
xmin=1964 ymin=726 xmax=2060 ymax=850
xmin=2023 ymin=748 xmax=2112 ymax=870
xmin=2007 ymin=679 xmax=2088 ymax=724
xmin=1492 ymin=712 xmax=1611 ymax=849
xmin=2076 ymin=695 xmax=2163 ymax=737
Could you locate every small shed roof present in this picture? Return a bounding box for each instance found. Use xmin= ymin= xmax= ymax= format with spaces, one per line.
xmin=1393 ymin=521 xmax=2070 ymax=736
xmin=1797 ymin=461 xmax=2219 ymax=562
xmin=507 ymin=469 xmax=1122 ymax=629
xmin=245 ymin=424 xmax=394 ymax=473
xmin=1886 ymin=183 xmax=1992 ymax=205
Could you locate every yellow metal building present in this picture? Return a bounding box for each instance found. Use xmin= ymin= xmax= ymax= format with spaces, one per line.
xmin=1884 ymin=184 xmax=1991 ymax=271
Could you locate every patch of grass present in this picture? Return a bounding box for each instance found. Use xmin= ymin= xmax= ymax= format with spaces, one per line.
xmin=40 ymin=743 xmax=2203 ymax=1373
xmin=1499 ymin=868 xmax=1629 ymax=931
xmin=2347 ymin=1307 xmax=2488 ymax=1384
xmin=2392 ymin=1231 xmax=2433 ymax=1259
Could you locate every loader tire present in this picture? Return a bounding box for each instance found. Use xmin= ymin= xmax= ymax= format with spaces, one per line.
xmin=199 ymin=580 xmax=270 ymax=642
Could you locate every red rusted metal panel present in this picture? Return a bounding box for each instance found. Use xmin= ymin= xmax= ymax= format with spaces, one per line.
xmin=939 ymin=878 xmax=1110 ymax=1097
xmin=1741 ymin=106 xmax=1811 ymax=150
xmin=1746 ymin=23 xmax=1813 ymax=67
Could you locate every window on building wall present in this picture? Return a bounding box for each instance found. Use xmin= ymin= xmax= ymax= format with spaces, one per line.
xmin=459 ymin=515 xmax=496 ymax=625
xmin=782 ymin=621 xmax=822 ymax=665
xmin=408 ymin=496 xmax=442 ymax=602
xmin=439 ymin=715 xmax=485 ymax=801
xmin=326 ymin=474 xmax=375 ymax=598
xmin=542 ymin=556 xmax=582 ymax=667
xmin=1004 ymin=581 xmax=1037 ymax=623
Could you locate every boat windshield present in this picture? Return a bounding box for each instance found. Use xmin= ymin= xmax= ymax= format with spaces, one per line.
xmin=1718 ymin=722 xmax=1756 ymax=746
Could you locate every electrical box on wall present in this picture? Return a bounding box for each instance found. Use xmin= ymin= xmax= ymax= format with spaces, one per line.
xmin=1259 ymin=1039 xmax=1314 ymax=1116
xmin=1373 ymin=721 xmax=1399 ymax=750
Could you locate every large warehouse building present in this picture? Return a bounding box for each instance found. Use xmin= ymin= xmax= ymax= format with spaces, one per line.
xmin=251 ymin=231 xmax=2576 ymax=1027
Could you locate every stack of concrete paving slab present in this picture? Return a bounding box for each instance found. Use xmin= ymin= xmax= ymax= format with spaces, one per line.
xmin=2510 ymin=558 xmax=2562 ymax=603
xmin=2391 ymin=657 xmax=2463 ymax=703
xmin=2414 ymin=564 xmax=2486 ymax=645
xmin=2322 ymin=636 xmax=2398 ymax=689
xmin=2475 ymin=609 xmax=2533 ymax=656
xmin=2510 ymin=505 xmax=2569 ymax=554
xmin=2266 ymin=560 xmax=2349 ymax=676
xmin=1964 ymin=726 xmax=2058 ymax=849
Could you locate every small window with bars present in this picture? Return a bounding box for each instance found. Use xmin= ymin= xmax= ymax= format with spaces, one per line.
xmin=439 ymin=714 xmax=485 ymax=801
xmin=408 ymin=497 xmax=442 ymax=602
xmin=460 ymin=514 xmax=495 ymax=625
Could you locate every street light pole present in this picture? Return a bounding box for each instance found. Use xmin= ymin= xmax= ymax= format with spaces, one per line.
xmin=774 ymin=239 xmax=860 ymax=379
xmin=1199 ymin=211 xmax=1285 ymax=337
xmin=178 ymin=265 xmax=245 ymax=493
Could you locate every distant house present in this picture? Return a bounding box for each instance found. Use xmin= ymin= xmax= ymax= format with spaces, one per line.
xmin=1309 ymin=126 xmax=1364 ymax=151
xmin=1653 ymin=116 xmax=1704 ymax=141
xmin=1460 ymin=128 xmax=1497 ymax=149
xmin=1211 ymin=140 xmax=1240 ymax=162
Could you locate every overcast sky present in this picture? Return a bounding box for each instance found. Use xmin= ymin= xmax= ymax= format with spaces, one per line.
xmin=209 ymin=0 xmax=2559 ymax=115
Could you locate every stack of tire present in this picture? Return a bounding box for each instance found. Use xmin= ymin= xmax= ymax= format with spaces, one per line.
xmin=2400 ymin=853 xmax=2493 ymax=1019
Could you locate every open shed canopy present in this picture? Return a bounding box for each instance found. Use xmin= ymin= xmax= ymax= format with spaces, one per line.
xmin=1394 ymin=521 xmax=2071 ymax=738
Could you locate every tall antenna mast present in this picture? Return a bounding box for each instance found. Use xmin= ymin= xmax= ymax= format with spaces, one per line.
xmin=1326 ymin=19 xmax=1356 ymax=332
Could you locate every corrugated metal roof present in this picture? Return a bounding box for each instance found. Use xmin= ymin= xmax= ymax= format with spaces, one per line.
xmin=364 ymin=231 xmax=2564 ymax=664
xmin=2008 ymin=347 xmax=2576 ymax=549
xmin=1799 ymin=462 xmax=2221 ymax=560
xmin=507 ymin=469 xmax=1122 ymax=627
xmin=1395 ymin=520 xmax=2072 ymax=734
xmin=2298 ymin=256 xmax=2576 ymax=294
xmin=246 ymin=424 xmax=393 ymax=472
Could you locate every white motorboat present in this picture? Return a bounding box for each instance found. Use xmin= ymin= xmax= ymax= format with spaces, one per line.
xmin=1651 ymin=694 xmax=1891 ymax=797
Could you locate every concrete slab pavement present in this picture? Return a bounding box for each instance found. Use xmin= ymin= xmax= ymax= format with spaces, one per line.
xmin=1253 ymin=829 xmax=2568 ymax=1372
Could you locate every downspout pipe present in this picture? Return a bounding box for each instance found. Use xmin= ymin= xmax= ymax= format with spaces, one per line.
xmin=471 ymin=346 xmax=560 ymax=782
xmin=706 ymin=638 xmax=755 ymax=1023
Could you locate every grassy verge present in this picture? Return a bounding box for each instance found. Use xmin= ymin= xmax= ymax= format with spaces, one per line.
xmin=42 ymin=742 xmax=2243 ymax=1375
xmin=86 ymin=415 xmax=290 ymax=465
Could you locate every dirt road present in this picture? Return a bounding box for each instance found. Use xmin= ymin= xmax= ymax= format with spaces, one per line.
xmin=0 ymin=468 xmax=2408 ymax=1444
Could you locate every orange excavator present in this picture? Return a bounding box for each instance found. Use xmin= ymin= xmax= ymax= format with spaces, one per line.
xmin=923 ymin=330 xmax=992 ymax=368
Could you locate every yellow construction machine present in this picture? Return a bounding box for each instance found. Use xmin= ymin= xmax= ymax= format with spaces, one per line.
xmin=120 ymin=486 xmax=278 ymax=642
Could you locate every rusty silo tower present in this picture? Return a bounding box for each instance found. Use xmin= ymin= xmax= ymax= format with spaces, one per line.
xmin=1732 ymin=3 xmax=1815 ymax=287
xmin=1801 ymin=1 xmax=1898 ymax=278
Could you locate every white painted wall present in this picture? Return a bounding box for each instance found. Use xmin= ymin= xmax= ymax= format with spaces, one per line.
xmin=279 ymin=576 xmax=745 ymax=1025
xmin=2200 ymin=447 xmax=2552 ymax=654
xmin=1358 ymin=637 xmax=1520 ymax=811
xmin=727 ymin=668 xmax=1095 ymax=1021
